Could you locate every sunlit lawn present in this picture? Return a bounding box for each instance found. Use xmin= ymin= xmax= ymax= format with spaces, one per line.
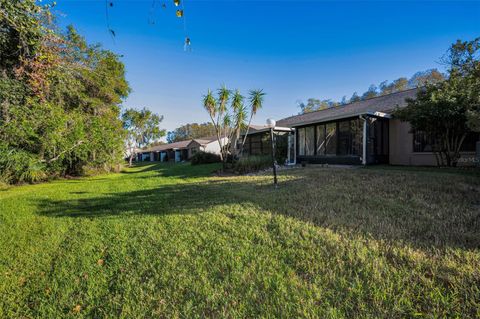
xmin=1 ymin=162 xmax=479 ymax=318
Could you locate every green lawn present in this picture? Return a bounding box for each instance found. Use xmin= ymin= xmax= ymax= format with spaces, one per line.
xmin=1 ymin=163 xmax=479 ymax=318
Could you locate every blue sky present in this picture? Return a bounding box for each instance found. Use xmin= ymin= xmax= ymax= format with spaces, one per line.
xmin=54 ymin=0 xmax=480 ymax=132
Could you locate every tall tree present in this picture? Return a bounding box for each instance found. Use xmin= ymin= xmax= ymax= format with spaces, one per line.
xmin=0 ymin=1 xmax=132 ymax=183
xmin=167 ymin=122 xmax=217 ymax=143
xmin=122 ymin=108 xmax=165 ymax=166
xmin=202 ymin=86 xmax=250 ymax=169
xmin=349 ymin=92 xmax=361 ymax=103
xmin=361 ymin=84 xmax=378 ymax=99
xmin=395 ymin=37 xmax=480 ymax=167
xmin=442 ymin=38 xmax=480 ymax=133
xmin=379 ymin=78 xmax=409 ymax=95
xmin=409 ymin=69 xmax=445 ymax=87
xmin=239 ymin=89 xmax=266 ymax=155
xmin=297 ymin=98 xmax=339 ymax=114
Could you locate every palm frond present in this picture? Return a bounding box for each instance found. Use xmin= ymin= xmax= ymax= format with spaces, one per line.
xmin=231 ymin=90 xmax=245 ymax=112
xmin=249 ymin=89 xmax=266 ymax=115
xmin=217 ymin=85 xmax=231 ymax=114
xmin=202 ymin=90 xmax=217 ymax=118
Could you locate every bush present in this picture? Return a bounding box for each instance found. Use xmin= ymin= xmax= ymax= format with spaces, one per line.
xmin=0 ymin=145 xmax=47 ymax=184
xmin=234 ymin=155 xmax=272 ymax=174
xmin=191 ymin=151 xmax=221 ymax=165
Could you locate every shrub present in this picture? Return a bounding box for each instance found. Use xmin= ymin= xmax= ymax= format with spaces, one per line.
xmin=234 ymin=155 xmax=272 ymax=174
xmin=191 ymin=151 xmax=221 ymax=165
xmin=0 ymin=145 xmax=47 ymax=184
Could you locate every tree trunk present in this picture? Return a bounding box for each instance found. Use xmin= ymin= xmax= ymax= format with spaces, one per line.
xmin=209 ymin=114 xmax=223 ymax=162
xmin=129 ymin=153 xmax=134 ymax=167
xmin=433 ymin=151 xmax=441 ymax=167
xmin=239 ymin=114 xmax=253 ymax=157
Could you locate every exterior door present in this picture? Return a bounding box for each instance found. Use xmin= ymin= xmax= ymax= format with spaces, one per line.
xmin=288 ymin=133 xmax=296 ymax=164
xmin=367 ymin=118 xmax=389 ymax=164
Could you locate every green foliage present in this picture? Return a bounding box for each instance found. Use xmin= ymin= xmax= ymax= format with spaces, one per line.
xmin=0 ymin=2 xmax=132 ymax=183
xmin=298 ymin=69 xmax=445 ymax=114
xmin=395 ymin=84 xmax=470 ymax=167
xmin=202 ymin=86 xmax=265 ymax=168
xmin=361 ymin=84 xmax=379 ymax=100
xmin=297 ymin=98 xmax=339 ymax=113
xmin=0 ymin=0 xmax=45 ymax=71
xmin=409 ymin=69 xmax=445 ymax=87
xmin=122 ymin=107 xmax=165 ymax=166
xmin=167 ymin=122 xmax=216 ymax=143
xmin=444 ymin=38 xmax=480 ymax=132
xmin=395 ymin=37 xmax=480 ymax=166
xmin=190 ymin=151 xmax=221 ymax=165
xmin=379 ymin=77 xmax=409 ymax=95
xmin=0 ymin=144 xmax=47 ymax=184
xmin=234 ymin=155 xmax=272 ymax=174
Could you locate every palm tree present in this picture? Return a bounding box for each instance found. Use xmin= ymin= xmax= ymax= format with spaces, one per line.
xmin=202 ymin=89 xmax=217 ymax=119
xmin=203 ymin=90 xmax=224 ymax=161
xmin=217 ymin=85 xmax=230 ymax=157
xmin=222 ymin=90 xmax=244 ymax=163
xmin=239 ymin=89 xmax=266 ymax=156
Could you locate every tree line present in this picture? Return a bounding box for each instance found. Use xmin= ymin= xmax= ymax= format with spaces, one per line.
xmin=396 ymin=38 xmax=480 ymax=167
xmin=0 ymin=1 xmax=165 ymax=183
xmin=298 ymin=69 xmax=445 ymax=113
xmin=167 ymin=123 xmax=216 ymax=143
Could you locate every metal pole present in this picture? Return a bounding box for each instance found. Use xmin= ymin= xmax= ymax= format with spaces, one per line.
xmin=362 ymin=116 xmax=367 ymax=165
xmin=270 ymin=127 xmax=278 ymax=188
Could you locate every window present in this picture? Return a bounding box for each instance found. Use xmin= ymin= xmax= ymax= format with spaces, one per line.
xmin=261 ymin=133 xmax=272 ymax=154
xmin=250 ymin=135 xmax=262 ymax=155
xmin=414 ymin=131 xmax=479 ymax=152
xmin=337 ymin=120 xmax=351 ymax=155
xmin=413 ymin=131 xmax=437 ymax=152
xmin=351 ymin=119 xmax=363 ymax=156
xmin=325 ymin=123 xmax=337 ymax=155
xmin=461 ymin=132 xmax=479 ymax=152
xmin=305 ymin=126 xmax=315 ymax=155
xmin=316 ymin=125 xmax=326 ymax=155
xmin=297 ymin=126 xmax=315 ymax=156
xmin=298 ymin=128 xmax=305 ymax=155
xmin=372 ymin=119 xmax=388 ymax=156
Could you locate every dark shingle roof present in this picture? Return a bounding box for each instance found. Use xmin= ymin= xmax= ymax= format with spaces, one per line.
xmin=276 ymin=88 xmax=419 ymax=128
xmin=142 ymin=136 xmax=221 ymax=153
xmin=144 ymin=140 xmax=192 ymax=152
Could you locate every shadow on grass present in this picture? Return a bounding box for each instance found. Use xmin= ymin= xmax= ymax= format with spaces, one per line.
xmin=121 ymin=162 xmax=221 ymax=179
xmin=120 ymin=162 xmax=168 ymax=174
xmin=34 ymin=165 xmax=480 ymax=250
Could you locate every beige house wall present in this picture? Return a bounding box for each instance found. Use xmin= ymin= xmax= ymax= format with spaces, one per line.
xmin=388 ymin=119 xmax=476 ymax=166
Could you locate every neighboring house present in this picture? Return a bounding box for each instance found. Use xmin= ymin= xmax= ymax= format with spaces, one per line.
xmin=187 ymin=136 xmax=229 ymax=158
xmin=136 ymin=136 xmax=228 ymax=163
xmin=242 ymin=88 xmax=479 ymax=166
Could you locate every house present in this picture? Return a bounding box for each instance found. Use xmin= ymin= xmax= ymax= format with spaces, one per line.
xmin=187 ymin=136 xmax=229 ymax=158
xmin=238 ymin=124 xmax=295 ymax=164
xmin=242 ymin=88 xmax=479 ymax=166
xmin=137 ymin=136 xmax=228 ymax=163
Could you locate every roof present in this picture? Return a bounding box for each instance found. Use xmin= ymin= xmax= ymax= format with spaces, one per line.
xmin=143 ymin=140 xmax=192 ymax=153
xmin=191 ymin=136 xmax=220 ymax=146
xmin=276 ymin=88 xmax=419 ymax=128
xmin=248 ymin=124 xmax=270 ymax=133
xmin=141 ymin=136 xmax=223 ymax=153
xmin=241 ymin=125 xmax=293 ymax=136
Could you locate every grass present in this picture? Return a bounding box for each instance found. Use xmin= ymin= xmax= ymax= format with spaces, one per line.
xmin=0 ymin=162 xmax=479 ymax=318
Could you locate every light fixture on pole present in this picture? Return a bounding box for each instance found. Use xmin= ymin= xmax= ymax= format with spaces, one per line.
xmin=266 ymin=118 xmax=278 ymax=188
